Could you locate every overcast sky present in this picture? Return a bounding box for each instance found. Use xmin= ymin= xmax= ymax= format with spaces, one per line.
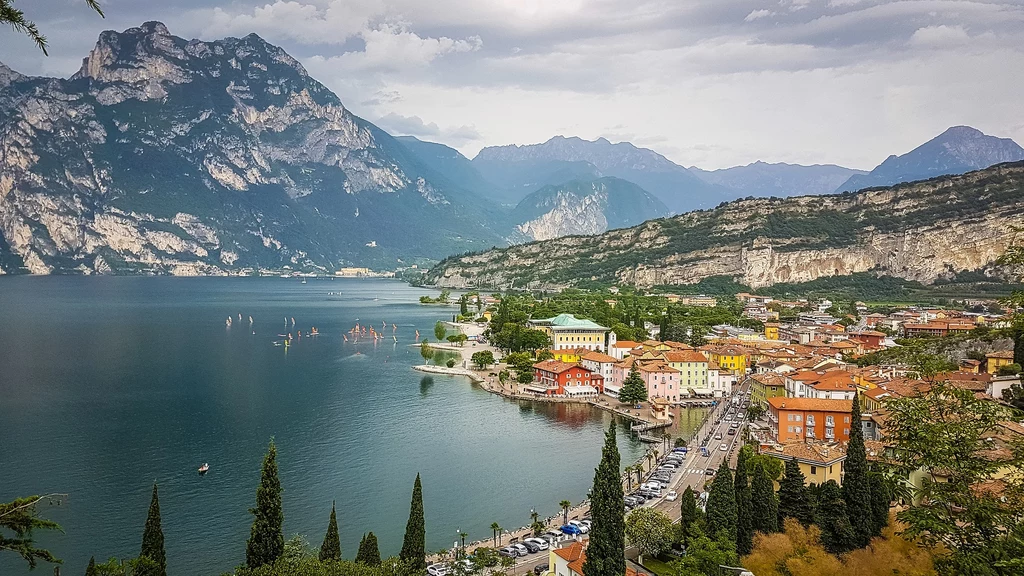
xmin=2 ymin=0 xmax=1023 ymax=169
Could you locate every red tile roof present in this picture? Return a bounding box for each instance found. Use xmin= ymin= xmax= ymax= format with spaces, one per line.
xmin=768 ymin=397 xmax=853 ymax=412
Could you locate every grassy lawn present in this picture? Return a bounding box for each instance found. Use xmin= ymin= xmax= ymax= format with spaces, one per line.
xmin=639 ymin=553 xmax=681 ymax=576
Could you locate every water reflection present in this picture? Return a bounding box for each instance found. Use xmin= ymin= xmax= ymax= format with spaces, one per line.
xmin=420 ymin=376 xmax=435 ymax=395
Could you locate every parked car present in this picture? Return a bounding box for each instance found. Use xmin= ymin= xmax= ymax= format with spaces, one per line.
xmin=705 ymin=468 xmax=716 ymax=475
xmin=525 ymin=537 xmax=549 ymax=550
xmin=427 ymin=565 xmax=449 ymax=576
xmin=560 ymin=524 xmax=582 ymax=535
xmin=499 ymin=547 xmax=518 ymax=559
xmin=720 ymin=443 xmax=728 ymax=451
xmin=540 ymin=532 xmax=560 ymax=543
xmin=728 ymin=428 xmax=737 ymax=435
xmin=665 ymin=490 xmax=678 ymax=501
xmin=512 ymin=543 xmax=530 ymax=556
xmin=521 ymin=541 xmax=541 ymax=553
xmin=568 ymin=520 xmax=590 ymax=534
xmin=534 ymin=565 xmax=548 ymax=576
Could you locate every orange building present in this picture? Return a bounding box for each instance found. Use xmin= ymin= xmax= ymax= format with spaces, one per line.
xmin=767 ymin=397 xmax=854 ymax=444
xmin=530 ymin=360 xmax=603 ymax=396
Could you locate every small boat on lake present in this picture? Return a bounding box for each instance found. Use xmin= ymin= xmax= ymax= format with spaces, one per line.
xmin=198 ymin=463 xmax=210 ymax=475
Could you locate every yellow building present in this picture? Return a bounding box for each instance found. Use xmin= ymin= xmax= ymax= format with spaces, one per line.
xmin=708 ymin=346 xmax=747 ymax=374
xmin=551 ymin=347 xmax=587 ymax=364
xmin=986 ymin=351 xmax=1014 ymax=374
xmin=748 ymin=372 xmax=786 ymax=408
xmin=663 ymin=351 xmax=710 ymax=393
xmin=764 ymin=442 xmax=847 ymax=487
xmin=764 ymin=323 xmax=780 ymax=341
xmin=528 ymin=314 xmax=610 ymax=352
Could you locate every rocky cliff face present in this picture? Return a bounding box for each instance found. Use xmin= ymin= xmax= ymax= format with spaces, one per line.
xmin=426 ymin=162 xmax=1024 ymax=290
xmin=510 ymin=177 xmax=669 ymax=241
xmin=0 ymin=22 xmax=501 ymax=275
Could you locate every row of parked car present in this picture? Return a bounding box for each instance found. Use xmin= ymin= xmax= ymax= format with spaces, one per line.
xmin=624 ymin=447 xmax=688 ymax=510
xmin=497 ymin=518 xmax=592 ymax=559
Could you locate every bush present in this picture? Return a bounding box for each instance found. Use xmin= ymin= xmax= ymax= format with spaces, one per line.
xmin=446 ymin=359 xmax=456 ymax=368
xmin=997 ymin=363 xmax=1021 ymax=376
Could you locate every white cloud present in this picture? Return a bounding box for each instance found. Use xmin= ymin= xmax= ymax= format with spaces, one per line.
xmin=203 ymin=0 xmax=385 ymax=44
xmin=374 ymin=112 xmax=482 ymax=145
xmin=909 ymin=24 xmax=971 ymax=48
xmin=744 ymin=9 xmax=774 ymax=22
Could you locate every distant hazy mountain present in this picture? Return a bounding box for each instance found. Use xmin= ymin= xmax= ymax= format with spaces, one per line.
xmin=470 ymin=156 xmax=601 ymax=206
xmin=510 ymin=177 xmax=669 ymax=241
xmin=474 ymin=136 xmax=728 ymax=213
xmin=690 ymin=161 xmax=866 ymax=198
xmin=394 ymin=136 xmax=500 ymax=201
xmin=837 ymin=126 xmax=1024 ymax=192
xmin=0 ymin=22 xmax=505 ymax=275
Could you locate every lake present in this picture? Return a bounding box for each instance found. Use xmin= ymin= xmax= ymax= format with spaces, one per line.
xmin=0 ymin=277 xmax=703 ymax=575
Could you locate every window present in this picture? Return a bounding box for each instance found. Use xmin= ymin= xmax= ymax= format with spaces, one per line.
xmin=826 ymin=415 xmax=835 ymax=426
xmin=811 ymin=466 xmax=817 ymax=474
xmin=844 ymin=428 xmax=849 ymax=436
xmin=788 ymin=414 xmax=794 ymax=422
xmin=844 ymin=416 xmax=850 ymax=423
xmin=795 ymin=414 xmax=802 ymax=422
xmin=787 ymin=426 xmax=794 ymax=433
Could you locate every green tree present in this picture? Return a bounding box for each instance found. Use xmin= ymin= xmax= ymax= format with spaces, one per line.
xmin=86 ymin=556 xmax=98 ymax=576
xmin=1 ymin=0 xmax=103 ymax=55
xmin=581 ymin=422 xmax=625 ymax=576
xmin=399 ymin=474 xmax=426 ymax=572
xmin=471 ymin=351 xmax=495 ymax=369
xmin=559 ymin=500 xmax=572 ymax=525
xmin=750 ymin=462 xmax=779 ymax=535
xmin=777 ymin=458 xmax=814 ymax=527
xmin=354 ymin=532 xmax=381 ymax=566
xmin=734 ymin=446 xmax=754 ymax=555
xmin=435 ymin=321 xmax=447 ymax=342
xmin=0 ymin=494 xmax=63 ymax=569
xmin=705 ymin=459 xmax=737 ymax=541
xmin=420 ymin=341 xmax=433 ymax=364
xmin=460 ymin=297 xmax=469 ymax=317
xmin=319 ymin=502 xmax=341 ymax=562
xmin=815 ymin=480 xmax=855 ymax=554
xmin=139 ymin=483 xmax=166 ymax=576
xmin=667 ymin=526 xmax=739 ymax=576
xmin=678 ymin=486 xmax=700 ymax=541
xmin=489 ymin=523 xmax=502 ymax=548
xmin=689 ymin=325 xmax=708 ymax=348
xmin=868 ymin=473 xmax=891 ymax=537
xmin=843 ymin=394 xmax=874 ymax=547
xmin=618 ymin=366 xmax=648 ymax=405
xmin=246 ymin=439 xmax=285 ymax=569
xmin=884 ymin=379 xmax=1024 ymax=575
xmin=625 ymin=508 xmax=673 ymax=564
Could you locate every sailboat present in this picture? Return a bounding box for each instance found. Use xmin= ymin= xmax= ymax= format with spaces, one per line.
xmin=226 ymin=317 xmax=232 ymax=327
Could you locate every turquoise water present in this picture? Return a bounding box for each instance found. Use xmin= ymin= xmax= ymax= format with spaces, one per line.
xmin=0 ymin=277 xmax=657 ymax=575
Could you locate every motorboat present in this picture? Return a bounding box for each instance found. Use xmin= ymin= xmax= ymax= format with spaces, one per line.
xmin=198 ymin=463 xmax=210 ymax=475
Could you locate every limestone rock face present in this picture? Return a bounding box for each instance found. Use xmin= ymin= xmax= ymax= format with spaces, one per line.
xmin=0 ymin=23 xmax=502 ymax=274
xmin=426 ymin=163 xmax=1024 ymax=290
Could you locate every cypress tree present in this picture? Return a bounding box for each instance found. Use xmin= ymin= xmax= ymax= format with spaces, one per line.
xmin=777 ymin=458 xmax=814 ymax=527
xmin=679 ymin=486 xmax=699 ymax=534
xmin=705 ymin=459 xmax=737 ymax=541
xmin=85 ymin=556 xmax=98 ymax=576
xmin=319 ymin=502 xmax=341 ymax=562
xmin=246 ymin=439 xmax=284 ymax=569
xmin=356 ymin=532 xmax=382 ymax=566
xmin=734 ymin=447 xmax=754 ymax=555
xmin=868 ymin=473 xmax=891 ymax=537
xmin=843 ymin=395 xmax=874 ymax=546
xmin=139 ymin=483 xmax=166 ymax=576
xmin=815 ymin=480 xmax=856 ymax=554
xmin=582 ymin=421 xmax=626 ymax=576
xmin=399 ymin=474 xmax=426 ymax=572
xmin=750 ymin=462 xmax=778 ymax=535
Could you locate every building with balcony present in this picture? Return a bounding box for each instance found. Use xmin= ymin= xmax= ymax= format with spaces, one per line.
xmin=529 ymin=360 xmax=603 ymax=396
xmin=763 ymin=442 xmax=848 ymax=487
xmin=529 ymin=314 xmax=612 ymax=352
xmin=767 ymin=397 xmax=854 ymax=444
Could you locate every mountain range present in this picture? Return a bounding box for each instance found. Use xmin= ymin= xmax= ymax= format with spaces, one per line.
xmin=425 ymin=162 xmax=1024 ymax=290
xmin=1 ymin=22 xmax=1022 ymax=276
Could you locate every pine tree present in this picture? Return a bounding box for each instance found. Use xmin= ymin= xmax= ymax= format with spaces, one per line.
xmin=777 ymin=458 xmax=814 ymax=527
xmin=139 ymin=483 xmax=166 ymax=576
xmin=618 ymin=366 xmax=648 ymax=405
xmin=582 ymin=422 xmax=626 ymax=576
xmin=868 ymin=473 xmax=891 ymax=537
xmin=399 ymin=474 xmax=426 ymax=572
xmin=734 ymin=447 xmax=754 ymax=555
xmin=705 ymin=459 xmax=737 ymax=541
xmin=843 ymin=395 xmax=874 ymax=546
xmin=816 ymin=480 xmax=856 ymax=554
xmin=319 ymin=502 xmax=341 ymax=562
xmin=246 ymin=439 xmax=284 ymax=569
xmin=750 ymin=462 xmax=778 ymax=535
xmin=355 ymin=532 xmax=382 ymax=566
xmin=85 ymin=556 xmax=98 ymax=576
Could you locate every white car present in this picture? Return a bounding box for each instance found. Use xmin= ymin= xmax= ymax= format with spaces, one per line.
xmin=720 ymin=443 xmax=728 ymax=451
xmin=427 ymin=565 xmax=449 ymax=576
xmin=524 ymin=537 xmax=549 ymax=550
xmin=568 ymin=520 xmax=590 ymax=534
xmin=664 ymin=490 xmax=678 ymax=501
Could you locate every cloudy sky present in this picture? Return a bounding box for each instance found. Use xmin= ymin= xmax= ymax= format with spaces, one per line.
xmin=2 ymin=0 xmax=1023 ymax=169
